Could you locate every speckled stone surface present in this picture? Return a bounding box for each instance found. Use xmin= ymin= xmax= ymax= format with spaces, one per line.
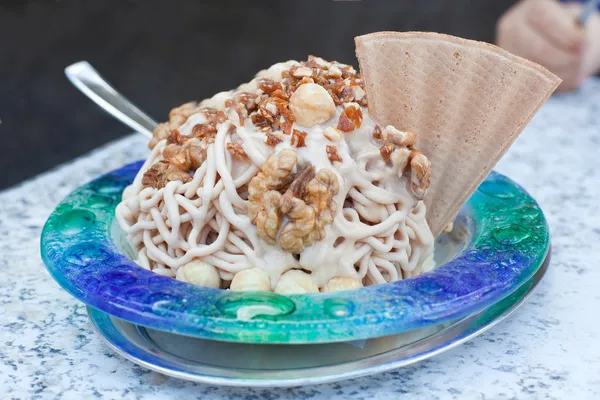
xmin=2 ymin=79 xmax=600 ymax=399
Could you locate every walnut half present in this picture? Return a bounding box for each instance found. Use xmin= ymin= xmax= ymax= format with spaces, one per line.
xmin=279 ymin=168 xmax=339 ymax=253
xmin=247 ymin=150 xmax=297 ymax=230
xmin=247 ymin=149 xmax=339 ymax=253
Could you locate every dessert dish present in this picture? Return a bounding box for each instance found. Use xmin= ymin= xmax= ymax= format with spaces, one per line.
xmin=115 ymin=32 xmax=561 ymax=294
xmin=116 ymin=57 xmax=435 ymax=293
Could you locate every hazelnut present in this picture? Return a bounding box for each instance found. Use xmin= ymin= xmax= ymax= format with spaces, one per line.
xmin=289 ymin=83 xmax=336 ymax=128
xmin=323 ymin=276 xmax=363 ymax=292
xmin=230 ymin=267 xmax=271 ymax=292
xmin=176 ymin=260 xmax=221 ymax=288
xmin=274 ymin=270 xmax=319 ymax=294
xmin=443 ymin=222 xmax=454 ymax=233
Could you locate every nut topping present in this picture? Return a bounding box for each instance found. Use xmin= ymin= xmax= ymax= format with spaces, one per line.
xmin=372 ymin=125 xmax=383 ymax=140
xmin=247 ymin=150 xmax=297 ymax=228
xmin=289 ymin=83 xmax=336 ymax=128
xmin=409 ymin=151 xmax=432 ymax=200
xmin=328 ymin=65 xmax=342 ymax=78
xmin=326 ymin=145 xmax=343 ymax=163
xmin=226 ymin=142 xmax=248 ymax=159
xmin=383 ymin=125 xmax=416 ymax=147
xmin=290 ymin=129 xmax=308 ymax=148
xmin=291 ymin=66 xmax=314 ymax=78
xmin=322 ymin=126 xmax=342 ymax=142
xmin=247 ymin=150 xmax=338 ymax=253
xmin=379 ymin=143 xmax=394 ymax=162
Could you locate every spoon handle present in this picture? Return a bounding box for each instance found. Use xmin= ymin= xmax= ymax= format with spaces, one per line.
xmin=65 ymin=61 xmax=157 ymax=138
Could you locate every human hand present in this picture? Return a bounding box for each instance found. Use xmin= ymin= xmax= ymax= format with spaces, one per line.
xmin=580 ymin=8 xmax=600 ymax=79
xmin=496 ymin=0 xmax=587 ymax=92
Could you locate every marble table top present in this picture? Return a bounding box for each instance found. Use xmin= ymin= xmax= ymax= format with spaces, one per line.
xmin=2 ymin=79 xmax=600 ymax=400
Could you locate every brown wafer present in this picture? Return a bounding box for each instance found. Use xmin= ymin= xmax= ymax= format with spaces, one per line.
xmin=355 ymin=32 xmax=561 ymax=236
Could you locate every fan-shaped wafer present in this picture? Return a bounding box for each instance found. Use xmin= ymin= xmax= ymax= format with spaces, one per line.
xmin=355 ymin=32 xmax=561 ymax=236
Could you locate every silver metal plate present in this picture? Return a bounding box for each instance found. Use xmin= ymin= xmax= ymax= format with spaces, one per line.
xmin=88 ymin=253 xmax=548 ymax=387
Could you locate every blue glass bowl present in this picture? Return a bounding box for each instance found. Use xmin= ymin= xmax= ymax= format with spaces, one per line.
xmin=40 ymin=161 xmax=549 ymax=344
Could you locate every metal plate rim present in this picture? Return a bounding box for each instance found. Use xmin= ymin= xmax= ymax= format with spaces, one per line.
xmin=86 ymin=251 xmax=549 ymax=388
xmin=44 ymin=161 xmax=551 ymax=344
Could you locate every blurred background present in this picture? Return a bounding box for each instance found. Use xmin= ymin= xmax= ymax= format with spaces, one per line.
xmin=0 ymin=0 xmax=525 ymax=189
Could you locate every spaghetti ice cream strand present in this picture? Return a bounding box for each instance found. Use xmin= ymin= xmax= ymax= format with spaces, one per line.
xmin=116 ymin=56 xmax=435 ymax=291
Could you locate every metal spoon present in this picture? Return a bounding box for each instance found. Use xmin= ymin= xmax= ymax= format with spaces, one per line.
xmin=65 ymin=61 xmax=157 ymax=138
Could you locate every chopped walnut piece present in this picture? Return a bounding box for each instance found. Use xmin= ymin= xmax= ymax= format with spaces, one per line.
xmin=351 ymin=84 xmax=366 ymax=101
xmin=265 ymin=132 xmax=284 ymax=147
xmin=185 ymin=139 xmax=209 ymax=169
xmin=258 ymin=98 xmax=280 ymax=123
xmin=271 ymin=89 xmax=289 ymax=100
xmin=234 ymin=92 xmax=259 ymax=112
xmin=409 ymin=150 xmax=432 ymax=200
xmin=291 ymin=129 xmax=308 ymax=148
xmin=328 ymin=65 xmax=342 ymax=78
xmin=326 ymin=87 xmax=342 ymax=106
xmin=337 ymin=112 xmax=355 ymax=132
xmin=258 ymin=78 xmax=283 ymax=95
xmin=327 ymin=80 xmax=345 ymax=97
xmin=169 ymin=102 xmax=201 ymax=127
xmin=203 ymin=108 xmax=227 ymax=124
xmin=305 ymin=55 xmax=330 ymax=69
xmin=343 ymin=103 xmax=363 ymax=129
xmin=167 ymin=130 xmax=185 ymax=145
xmin=373 ymin=125 xmax=383 ymax=140
xmin=292 ymin=76 xmax=313 ymax=89
xmin=142 ymin=161 xmax=192 ymax=189
xmin=149 ymin=122 xmax=172 ymax=149
xmin=256 ymin=97 xmax=295 ymax=134
xmin=162 ymin=143 xmax=181 ymax=161
xmin=379 ymin=143 xmax=394 ymax=162
xmin=192 ymin=122 xmax=218 ymax=139
xmin=340 ymin=65 xmax=357 ymax=79
xmin=226 ymin=142 xmax=248 ymax=159
xmin=251 ymin=113 xmax=272 ymax=132
xmin=274 ymin=99 xmax=295 ymax=134
xmin=338 ymin=86 xmax=355 ymax=104
xmin=163 ymin=137 xmax=209 ymax=171
xmin=326 ymin=145 xmax=343 ymax=163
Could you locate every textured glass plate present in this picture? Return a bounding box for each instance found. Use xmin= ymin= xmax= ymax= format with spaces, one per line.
xmin=41 ymin=161 xmax=550 ymax=344
xmin=87 ymin=255 xmax=548 ymax=387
